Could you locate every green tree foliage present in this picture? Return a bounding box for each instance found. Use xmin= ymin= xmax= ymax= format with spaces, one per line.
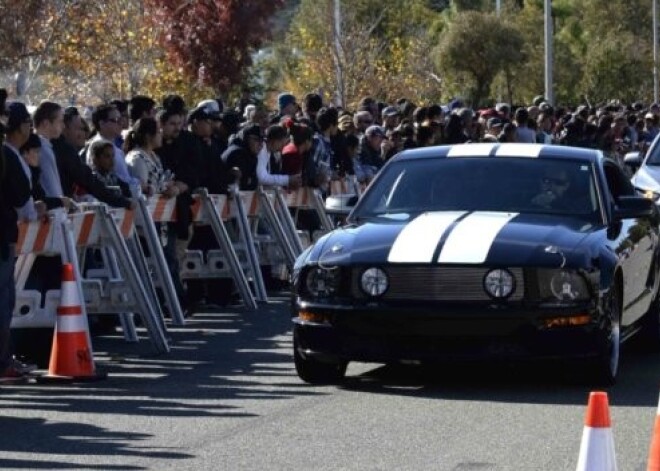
xmin=271 ymin=0 xmax=442 ymax=107
xmin=436 ymin=11 xmax=525 ymax=106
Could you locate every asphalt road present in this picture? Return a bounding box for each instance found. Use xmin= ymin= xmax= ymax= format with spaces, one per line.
xmin=2 ymin=297 xmax=660 ymax=470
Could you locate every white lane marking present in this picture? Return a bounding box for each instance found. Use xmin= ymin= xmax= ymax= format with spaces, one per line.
xmin=447 ymin=143 xmax=496 ymax=157
xmin=388 ymin=211 xmax=466 ymax=263
xmin=495 ymin=143 xmax=544 ymax=158
xmin=438 ymin=212 xmax=519 ymax=264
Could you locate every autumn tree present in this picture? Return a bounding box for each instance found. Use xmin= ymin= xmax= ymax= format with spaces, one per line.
xmin=0 ymin=0 xmax=79 ymax=97
xmin=50 ymin=1 xmax=167 ymax=102
xmin=436 ymin=11 xmax=525 ymax=106
xmin=147 ymin=0 xmax=285 ymax=94
xmin=273 ymin=0 xmax=441 ymax=107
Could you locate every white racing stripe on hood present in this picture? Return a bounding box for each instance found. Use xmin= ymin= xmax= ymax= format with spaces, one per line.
xmin=447 ymin=143 xmax=496 ymax=157
xmin=438 ymin=212 xmax=519 ymax=264
xmin=388 ymin=211 xmax=466 ymax=263
xmin=495 ymin=143 xmax=543 ymax=158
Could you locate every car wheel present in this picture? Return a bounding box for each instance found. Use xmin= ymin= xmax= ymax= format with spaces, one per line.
xmin=591 ymin=284 xmax=622 ymax=385
xmin=293 ymin=335 xmax=347 ymax=385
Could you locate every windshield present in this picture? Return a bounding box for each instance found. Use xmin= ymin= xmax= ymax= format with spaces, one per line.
xmin=350 ymin=157 xmax=601 ymax=221
xmin=645 ymin=134 xmax=660 ymax=165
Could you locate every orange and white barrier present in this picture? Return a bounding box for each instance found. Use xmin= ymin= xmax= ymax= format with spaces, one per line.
xmin=12 ymin=205 xmax=171 ymax=354
xmin=16 ymin=219 xmax=55 ymax=256
xmin=576 ymin=391 xmax=617 ymax=471
xmin=146 ymin=190 xmax=259 ymax=309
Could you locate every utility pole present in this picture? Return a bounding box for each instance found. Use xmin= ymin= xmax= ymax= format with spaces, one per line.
xmin=496 ymin=0 xmax=501 ymax=16
xmin=544 ymin=0 xmax=554 ymax=105
xmin=332 ymin=0 xmax=345 ymax=108
xmin=654 ymin=0 xmax=659 ymax=103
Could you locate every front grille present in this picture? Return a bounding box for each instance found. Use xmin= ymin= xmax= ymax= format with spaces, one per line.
xmin=352 ymin=266 xmax=525 ymax=302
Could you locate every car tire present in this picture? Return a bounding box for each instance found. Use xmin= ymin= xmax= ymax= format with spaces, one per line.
xmin=293 ymin=335 xmax=347 ymax=385
xmin=591 ymin=283 xmax=622 ymax=385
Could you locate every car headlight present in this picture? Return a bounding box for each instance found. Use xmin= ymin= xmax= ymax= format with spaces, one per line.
xmin=305 ymin=266 xmax=340 ymax=297
xmin=538 ymin=269 xmax=590 ymax=303
xmin=483 ymin=269 xmax=515 ymax=299
xmin=360 ymin=268 xmax=388 ymax=297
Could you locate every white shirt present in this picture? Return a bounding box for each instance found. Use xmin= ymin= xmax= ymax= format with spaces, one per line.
xmin=38 ymin=134 xmax=63 ymax=197
xmin=256 ymin=144 xmax=289 ymax=187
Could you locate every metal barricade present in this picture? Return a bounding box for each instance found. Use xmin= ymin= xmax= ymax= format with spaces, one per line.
xmin=147 ymin=191 xmax=259 ymax=310
xmin=132 ymin=195 xmax=186 ymax=326
xmin=73 ymin=205 xmax=170 ymax=354
xmin=12 ymin=206 xmax=170 ymax=355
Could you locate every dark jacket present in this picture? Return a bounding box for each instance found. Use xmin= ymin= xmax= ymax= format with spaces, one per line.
xmin=156 ymin=130 xmax=203 ymax=192
xmin=331 ymin=133 xmax=354 ymax=177
xmin=1 ymin=144 xmax=31 ymax=259
xmin=196 ymin=135 xmax=229 ymax=194
xmin=52 ymin=136 xmax=132 ymax=209
xmin=222 ymin=137 xmax=257 ymax=191
xmin=156 ymin=130 xmax=208 ymax=239
xmin=358 ymin=137 xmax=384 ymax=170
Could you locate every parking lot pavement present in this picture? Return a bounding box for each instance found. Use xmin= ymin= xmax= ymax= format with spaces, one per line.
xmin=1 ymin=297 xmax=659 ymax=470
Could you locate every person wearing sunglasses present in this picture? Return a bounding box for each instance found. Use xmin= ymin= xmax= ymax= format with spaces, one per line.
xmin=84 ymin=104 xmax=140 ymax=189
xmin=532 ymin=168 xmax=572 ymax=209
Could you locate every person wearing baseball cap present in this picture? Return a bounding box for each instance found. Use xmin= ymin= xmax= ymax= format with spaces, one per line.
xmin=381 ymin=106 xmax=400 ymax=132
xmin=359 ymin=125 xmax=388 ymax=180
xmin=482 ymin=117 xmax=503 ymax=142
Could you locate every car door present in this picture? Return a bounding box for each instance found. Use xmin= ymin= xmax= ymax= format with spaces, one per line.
xmin=604 ymin=161 xmax=658 ymax=325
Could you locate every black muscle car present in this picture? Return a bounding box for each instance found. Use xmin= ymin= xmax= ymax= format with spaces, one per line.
xmin=292 ymin=143 xmax=660 ymax=384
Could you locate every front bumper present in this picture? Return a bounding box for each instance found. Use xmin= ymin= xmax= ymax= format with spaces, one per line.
xmin=293 ymin=299 xmax=605 ymax=364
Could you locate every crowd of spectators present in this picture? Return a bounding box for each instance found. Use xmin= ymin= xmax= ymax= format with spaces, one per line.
xmin=0 ymin=86 xmax=657 ymax=380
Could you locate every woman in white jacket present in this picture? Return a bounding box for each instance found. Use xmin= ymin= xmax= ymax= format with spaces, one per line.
xmin=257 ymin=124 xmax=302 ymax=189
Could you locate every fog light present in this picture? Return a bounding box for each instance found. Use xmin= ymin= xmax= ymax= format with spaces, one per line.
xmin=484 ymin=269 xmax=515 ymax=299
xmin=298 ymin=311 xmax=330 ymax=324
xmin=542 ymin=314 xmax=591 ymax=328
xmin=360 ymin=268 xmax=388 ymax=297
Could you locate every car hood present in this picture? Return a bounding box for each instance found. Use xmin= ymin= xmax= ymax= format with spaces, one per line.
xmin=308 ymin=211 xmax=600 ymax=267
xmin=632 ymin=164 xmax=660 ymax=193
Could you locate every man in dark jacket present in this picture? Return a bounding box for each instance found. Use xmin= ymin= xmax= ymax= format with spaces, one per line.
xmin=0 ymin=101 xmax=32 ymax=380
xmin=222 ymin=124 xmax=262 ymax=191
xmin=358 ymin=125 xmax=387 ymax=180
xmin=189 ymin=105 xmax=229 ymax=194
xmin=52 ymin=107 xmax=132 ymax=209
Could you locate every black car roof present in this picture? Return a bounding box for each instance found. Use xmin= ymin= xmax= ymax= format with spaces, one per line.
xmin=393 ymin=143 xmax=601 ymax=163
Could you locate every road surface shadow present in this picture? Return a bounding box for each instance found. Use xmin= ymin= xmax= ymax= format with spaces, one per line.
xmin=340 ymin=341 xmax=660 ymax=407
xmin=0 ymin=416 xmax=189 ymax=469
xmin=0 ymin=298 xmax=322 ymax=464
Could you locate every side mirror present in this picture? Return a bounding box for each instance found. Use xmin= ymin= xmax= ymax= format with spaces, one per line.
xmin=623 ymin=151 xmax=643 ymax=173
xmin=613 ymin=195 xmax=656 ymax=220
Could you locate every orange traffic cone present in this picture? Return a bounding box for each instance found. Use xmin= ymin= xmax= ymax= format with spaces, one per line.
xmin=647 ymin=393 xmax=660 ymax=470
xmin=37 ymin=263 xmax=106 ymax=383
xmin=576 ymin=391 xmax=617 ymax=471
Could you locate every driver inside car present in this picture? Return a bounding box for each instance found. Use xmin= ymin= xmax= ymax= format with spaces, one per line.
xmin=532 ymin=169 xmax=572 ymax=210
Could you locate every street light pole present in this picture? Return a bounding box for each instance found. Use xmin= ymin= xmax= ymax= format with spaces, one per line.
xmin=544 ymin=0 xmax=554 ymax=105
xmin=332 ymin=0 xmax=344 ymax=107
xmin=654 ymin=0 xmax=658 ymax=103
